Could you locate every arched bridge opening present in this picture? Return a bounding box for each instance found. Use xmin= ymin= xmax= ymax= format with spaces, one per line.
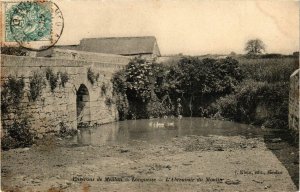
xmin=76 ymin=84 xmax=91 ymax=128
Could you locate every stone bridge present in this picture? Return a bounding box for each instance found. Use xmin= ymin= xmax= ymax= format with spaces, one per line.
xmin=1 ymin=50 xmax=130 ymax=137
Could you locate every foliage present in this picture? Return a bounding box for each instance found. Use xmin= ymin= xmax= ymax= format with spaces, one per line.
xmin=1 ymin=46 xmax=27 ymax=56
xmin=101 ymin=83 xmax=107 ymax=96
xmin=124 ymin=57 xmax=158 ymax=102
xmin=60 ymin=71 xmax=69 ymax=87
xmin=146 ymin=95 xmax=173 ymax=117
xmin=112 ymin=56 xmax=244 ymax=119
xmin=114 ymin=93 xmax=129 ymax=121
xmin=174 ymin=57 xmax=243 ymax=94
xmin=166 ymin=57 xmax=244 ymax=116
xmin=29 ymin=71 xmax=46 ymax=101
xmin=124 ymin=59 xmax=171 ymax=117
xmin=260 ymin=53 xmax=284 ymax=59
xmin=113 ymin=54 xmax=294 ymax=130
xmin=208 ymin=80 xmax=265 ymax=122
xmin=105 ymin=97 xmax=114 ymax=108
xmin=1 ymin=119 xmax=34 ymax=150
xmin=208 ymin=80 xmax=289 ymax=128
xmin=1 ymin=75 xmax=25 ymax=113
xmin=30 ymin=70 xmax=68 ymax=100
xmin=237 ymin=57 xmax=298 ymax=83
xmin=245 ymin=38 xmax=266 ymax=55
xmin=87 ymin=67 xmax=99 ymax=85
xmin=45 ymin=67 xmax=59 ymax=92
xmin=112 ymin=57 xmax=171 ymax=119
xmin=57 ymin=122 xmax=77 ymax=138
xmin=112 ymin=71 xmax=129 ymax=120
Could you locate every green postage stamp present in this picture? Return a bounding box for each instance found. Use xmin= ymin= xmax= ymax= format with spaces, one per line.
xmin=1 ymin=0 xmax=64 ymax=50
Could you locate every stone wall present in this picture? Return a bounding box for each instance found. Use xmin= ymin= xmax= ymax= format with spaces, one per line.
xmin=1 ymin=54 xmax=127 ymax=138
xmin=35 ymin=48 xmax=131 ymax=64
xmin=289 ymin=69 xmax=299 ymax=134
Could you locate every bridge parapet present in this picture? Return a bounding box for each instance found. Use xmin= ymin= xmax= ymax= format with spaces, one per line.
xmin=52 ymin=48 xmax=131 ymax=65
xmin=2 ymin=54 xmax=127 ymax=69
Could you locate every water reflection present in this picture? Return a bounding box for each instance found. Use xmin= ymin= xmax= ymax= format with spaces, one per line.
xmin=70 ymin=117 xmax=268 ymax=146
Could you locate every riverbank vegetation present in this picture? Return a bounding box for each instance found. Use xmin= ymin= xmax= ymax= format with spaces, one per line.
xmin=112 ymin=55 xmax=298 ymax=131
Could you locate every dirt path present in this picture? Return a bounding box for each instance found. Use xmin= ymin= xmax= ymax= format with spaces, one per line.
xmin=1 ymin=135 xmax=297 ymax=192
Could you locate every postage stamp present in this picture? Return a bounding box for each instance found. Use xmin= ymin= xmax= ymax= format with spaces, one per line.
xmin=1 ymin=0 xmax=64 ymax=50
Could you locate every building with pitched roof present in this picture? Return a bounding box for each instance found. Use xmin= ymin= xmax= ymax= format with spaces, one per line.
xmin=36 ymin=36 xmax=161 ymax=60
xmin=78 ymin=36 xmax=161 ymax=58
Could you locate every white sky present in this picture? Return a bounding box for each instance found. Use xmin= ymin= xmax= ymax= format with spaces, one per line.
xmin=54 ymin=0 xmax=299 ymax=55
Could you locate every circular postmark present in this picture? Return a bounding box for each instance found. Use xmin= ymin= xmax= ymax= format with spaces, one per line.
xmin=7 ymin=1 xmax=64 ymax=50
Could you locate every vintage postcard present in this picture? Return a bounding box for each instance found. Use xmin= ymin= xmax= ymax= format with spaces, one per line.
xmin=0 ymin=0 xmax=299 ymax=191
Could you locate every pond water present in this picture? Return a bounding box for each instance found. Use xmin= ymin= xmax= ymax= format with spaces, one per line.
xmin=70 ymin=117 xmax=270 ymax=146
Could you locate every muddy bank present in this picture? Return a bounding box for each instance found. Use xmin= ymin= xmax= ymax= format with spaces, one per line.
xmin=263 ymin=129 xmax=299 ymax=189
xmin=1 ymin=135 xmax=297 ymax=192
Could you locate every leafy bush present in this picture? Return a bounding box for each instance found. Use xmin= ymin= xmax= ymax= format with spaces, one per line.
xmin=124 ymin=57 xmax=157 ymax=102
xmin=1 ymin=119 xmax=34 ymax=150
xmin=29 ymin=71 xmax=46 ymax=101
xmin=45 ymin=67 xmax=59 ymax=92
xmin=112 ymin=71 xmax=129 ymax=120
xmin=166 ymin=57 xmax=244 ymax=116
xmin=105 ymin=97 xmax=114 ymax=108
xmin=146 ymin=97 xmax=172 ymax=117
xmin=87 ymin=67 xmax=99 ymax=85
xmin=57 ymin=122 xmax=77 ymax=138
xmin=60 ymin=71 xmax=69 ymax=87
xmin=112 ymin=57 xmax=170 ymax=119
xmin=101 ymin=83 xmax=107 ymax=96
xmin=208 ymin=80 xmax=265 ymax=122
xmin=114 ymin=93 xmax=129 ymax=120
xmin=208 ymin=80 xmax=289 ymax=128
xmin=1 ymin=75 xmax=25 ymax=113
xmin=112 ymin=56 xmax=244 ymax=119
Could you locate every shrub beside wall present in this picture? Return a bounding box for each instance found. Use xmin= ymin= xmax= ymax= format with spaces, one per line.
xmin=87 ymin=67 xmax=99 ymax=85
xmin=1 ymin=75 xmax=25 ymax=113
xmin=0 ymin=75 xmax=35 ymax=150
xmin=1 ymin=119 xmax=34 ymax=150
xmin=1 ymin=69 xmax=71 ymax=150
xmin=45 ymin=67 xmax=59 ymax=92
xmin=29 ymin=71 xmax=46 ymax=101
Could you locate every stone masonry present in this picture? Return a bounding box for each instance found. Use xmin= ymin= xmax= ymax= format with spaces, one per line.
xmin=1 ymin=51 xmax=130 ymax=138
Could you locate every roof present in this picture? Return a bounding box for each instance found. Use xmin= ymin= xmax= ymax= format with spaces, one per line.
xmin=77 ymin=36 xmax=160 ymax=56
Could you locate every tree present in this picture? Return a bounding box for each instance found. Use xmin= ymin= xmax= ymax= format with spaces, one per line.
xmin=245 ymin=39 xmax=266 ymax=55
xmin=167 ymin=57 xmax=244 ymax=116
xmin=112 ymin=57 xmax=170 ymax=119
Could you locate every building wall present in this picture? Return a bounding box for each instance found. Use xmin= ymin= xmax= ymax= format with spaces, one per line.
xmin=289 ymin=69 xmax=299 ymax=134
xmin=152 ymin=41 xmax=161 ymax=57
xmin=1 ymin=54 xmax=127 ymax=138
